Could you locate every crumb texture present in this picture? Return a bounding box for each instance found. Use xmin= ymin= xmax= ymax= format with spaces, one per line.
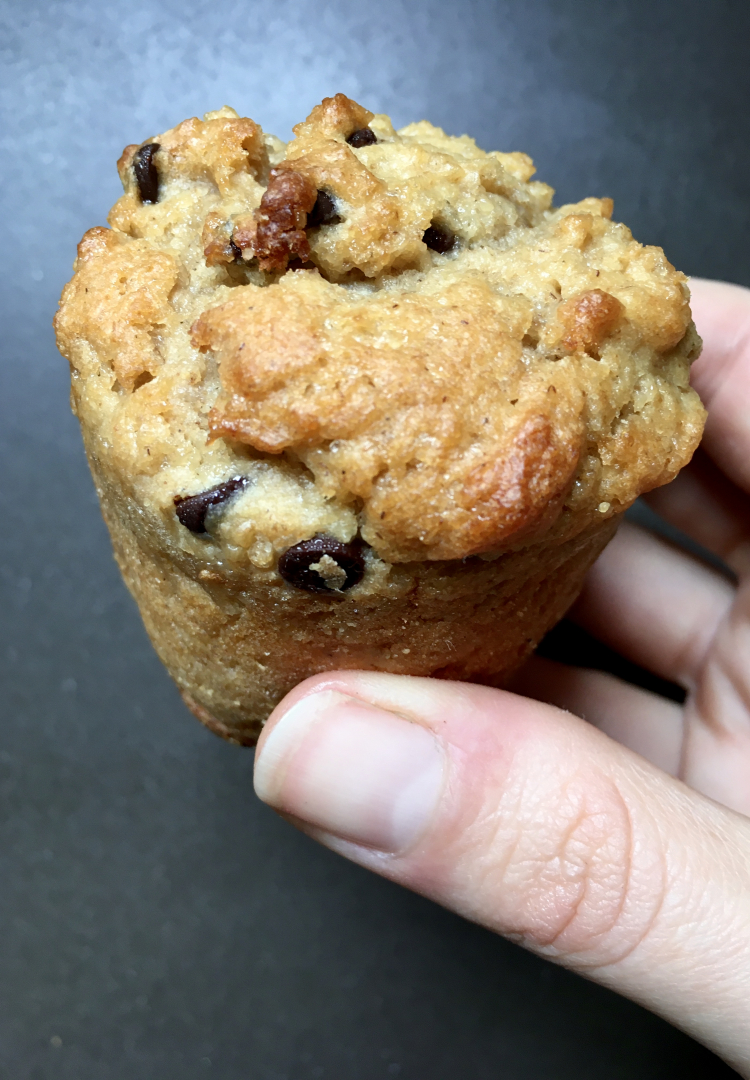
xmin=56 ymin=94 xmax=705 ymax=564
xmin=54 ymin=94 xmax=706 ymax=737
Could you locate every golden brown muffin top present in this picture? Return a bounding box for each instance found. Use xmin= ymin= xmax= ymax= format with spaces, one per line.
xmin=55 ymin=95 xmax=705 ymax=566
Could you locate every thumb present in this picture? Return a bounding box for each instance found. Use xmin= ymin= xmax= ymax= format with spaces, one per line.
xmin=254 ymin=673 xmax=750 ymax=1076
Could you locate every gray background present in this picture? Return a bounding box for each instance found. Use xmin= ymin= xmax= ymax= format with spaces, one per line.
xmin=1 ymin=1 xmax=749 ymax=1077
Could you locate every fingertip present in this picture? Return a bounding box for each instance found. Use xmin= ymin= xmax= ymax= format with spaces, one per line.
xmin=257 ymin=671 xmax=370 ymax=757
xmin=687 ymin=278 xmax=750 ymax=404
xmin=254 ymin=681 xmax=447 ymax=853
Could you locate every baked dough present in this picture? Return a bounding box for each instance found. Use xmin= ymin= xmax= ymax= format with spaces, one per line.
xmin=54 ymin=95 xmax=705 ymax=744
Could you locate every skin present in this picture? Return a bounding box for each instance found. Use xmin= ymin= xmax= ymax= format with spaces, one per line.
xmin=254 ymin=279 xmax=750 ymax=1076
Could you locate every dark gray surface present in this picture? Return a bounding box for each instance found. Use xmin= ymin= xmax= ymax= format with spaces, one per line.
xmin=1 ymin=1 xmax=748 ymax=1076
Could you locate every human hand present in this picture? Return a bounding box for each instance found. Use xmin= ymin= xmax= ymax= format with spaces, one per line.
xmin=253 ymin=279 xmax=750 ymax=1077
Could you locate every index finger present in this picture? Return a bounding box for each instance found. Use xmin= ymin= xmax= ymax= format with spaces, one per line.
xmin=688 ymin=278 xmax=750 ymax=494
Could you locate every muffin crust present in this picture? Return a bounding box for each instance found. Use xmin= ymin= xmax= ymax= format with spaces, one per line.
xmin=54 ymin=95 xmax=705 ymax=742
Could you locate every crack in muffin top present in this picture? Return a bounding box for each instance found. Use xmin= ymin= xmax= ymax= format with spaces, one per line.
xmin=54 ymin=94 xmax=705 ymax=566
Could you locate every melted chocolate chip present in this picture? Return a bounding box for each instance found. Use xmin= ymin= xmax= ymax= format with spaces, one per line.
xmin=278 ymin=536 xmax=365 ymax=594
xmin=229 ymin=238 xmax=243 ymax=262
xmin=133 ymin=143 xmax=160 ymax=204
xmin=174 ymin=476 xmax=249 ymax=534
xmin=346 ymin=127 xmax=377 ymax=148
xmin=307 ymin=190 xmax=341 ymax=228
xmin=423 ymin=223 xmax=457 ymax=254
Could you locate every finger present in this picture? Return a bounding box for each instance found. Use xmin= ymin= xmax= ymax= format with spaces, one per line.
xmin=510 ymin=655 xmax=683 ymax=775
xmin=644 ymin=449 xmax=750 ymax=576
xmin=687 ymin=278 xmax=750 ymax=495
xmin=679 ymin=576 xmax=750 ymax=816
xmin=254 ymin=672 xmax=750 ymax=1075
xmin=570 ymin=521 xmax=734 ymax=690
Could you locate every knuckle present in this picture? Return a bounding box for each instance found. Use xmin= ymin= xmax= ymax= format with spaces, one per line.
xmin=488 ymin=769 xmax=666 ymax=967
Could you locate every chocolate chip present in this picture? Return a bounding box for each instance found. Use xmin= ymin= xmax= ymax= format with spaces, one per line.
xmin=229 ymin=238 xmax=243 ymax=262
xmin=307 ymin=190 xmax=341 ymax=228
xmin=423 ymin=223 xmax=457 ymax=254
xmin=346 ymin=127 xmax=377 ymax=148
xmin=133 ymin=143 xmax=160 ymax=204
xmin=278 ymin=536 xmax=365 ymax=594
xmin=174 ymin=476 xmax=249 ymax=534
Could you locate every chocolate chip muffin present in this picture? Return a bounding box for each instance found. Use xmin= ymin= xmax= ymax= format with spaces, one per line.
xmin=54 ymin=94 xmax=705 ymax=745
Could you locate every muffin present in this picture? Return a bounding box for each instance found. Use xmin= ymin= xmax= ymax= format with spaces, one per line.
xmin=54 ymin=94 xmax=705 ymax=745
